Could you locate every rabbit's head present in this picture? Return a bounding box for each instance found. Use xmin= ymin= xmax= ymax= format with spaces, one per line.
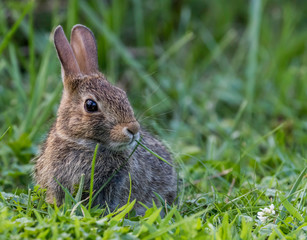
xmin=53 ymin=25 xmax=140 ymax=151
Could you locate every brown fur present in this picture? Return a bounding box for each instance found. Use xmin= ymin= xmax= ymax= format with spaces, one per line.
xmin=34 ymin=25 xmax=177 ymax=215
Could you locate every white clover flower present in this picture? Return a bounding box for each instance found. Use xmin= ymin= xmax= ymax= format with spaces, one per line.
xmin=257 ymin=204 xmax=276 ymax=223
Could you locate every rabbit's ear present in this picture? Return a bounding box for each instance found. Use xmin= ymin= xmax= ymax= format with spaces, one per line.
xmin=54 ymin=26 xmax=81 ymax=78
xmin=70 ymin=24 xmax=99 ymax=75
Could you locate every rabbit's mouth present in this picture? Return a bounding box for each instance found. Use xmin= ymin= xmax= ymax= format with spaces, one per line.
xmin=108 ymin=122 xmax=140 ymax=151
xmin=128 ymin=132 xmax=140 ymax=147
xmin=108 ymin=132 xmax=140 ymax=152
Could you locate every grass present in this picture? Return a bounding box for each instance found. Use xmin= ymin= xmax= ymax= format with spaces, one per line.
xmin=1 ymin=0 xmax=307 ymax=238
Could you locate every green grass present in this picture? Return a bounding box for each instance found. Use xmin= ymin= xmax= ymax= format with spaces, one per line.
xmin=1 ymin=0 xmax=307 ymax=238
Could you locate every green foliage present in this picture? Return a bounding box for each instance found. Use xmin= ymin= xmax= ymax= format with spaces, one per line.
xmin=1 ymin=0 xmax=307 ymax=238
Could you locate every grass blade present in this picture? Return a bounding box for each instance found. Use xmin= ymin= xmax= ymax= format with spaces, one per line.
xmin=66 ymin=0 xmax=79 ymax=31
xmin=279 ymin=194 xmax=303 ymax=222
xmin=75 ymin=174 xmax=85 ymax=203
xmin=136 ymin=140 xmax=174 ymax=167
xmin=241 ymin=123 xmax=285 ymax=158
xmin=28 ymin=1 xmax=36 ymax=93
xmin=23 ymin=45 xmax=53 ymax=133
xmin=276 ymin=166 xmax=307 ymax=223
xmin=0 ymin=127 xmax=10 ymax=142
xmin=142 ymin=210 xmax=206 ymax=240
xmin=246 ymin=0 xmax=262 ymax=113
xmin=111 ymin=200 xmax=136 ymax=222
xmin=153 ymin=32 xmax=194 ymax=70
xmin=88 ymin=143 xmax=99 ymax=211
xmin=54 ymin=178 xmax=77 ymax=205
xmin=0 ymin=1 xmax=34 ymax=55
xmin=8 ymin=45 xmax=27 ymax=104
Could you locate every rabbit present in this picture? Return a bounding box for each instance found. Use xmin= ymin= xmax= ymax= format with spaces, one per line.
xmin=34 ymin=24 xmax=177 ymax=215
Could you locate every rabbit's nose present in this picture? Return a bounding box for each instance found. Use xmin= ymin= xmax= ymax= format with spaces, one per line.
xmin=126 ymin=121 xmax=140 ymax=136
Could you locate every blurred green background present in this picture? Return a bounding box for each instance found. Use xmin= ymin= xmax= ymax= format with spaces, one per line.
xmin=1 ymin=0 xmax=307 ymax=204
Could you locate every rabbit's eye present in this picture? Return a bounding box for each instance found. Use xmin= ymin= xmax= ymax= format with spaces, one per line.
xmin=85 ymin=99 xmax=98 ymax=112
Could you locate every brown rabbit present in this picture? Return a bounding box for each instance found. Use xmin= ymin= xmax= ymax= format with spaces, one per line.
xmin=34 ymin=24 xmax=177 ymax=215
